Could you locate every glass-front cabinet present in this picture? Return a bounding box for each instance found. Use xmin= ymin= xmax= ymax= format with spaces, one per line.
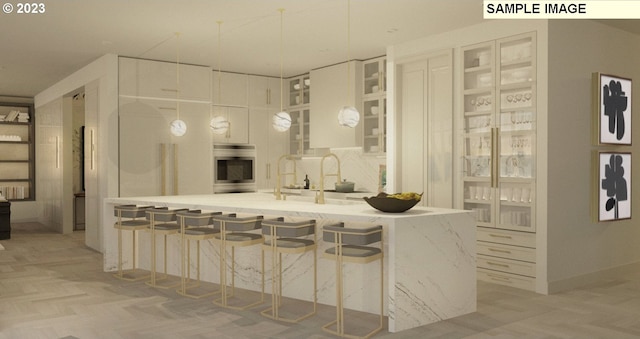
xmin=288 ymin=74 xmax=310 ymax=108
xmin=462 ymin=33 xmax=536 ymax=233
xmin=288 ymin=108 xmax=310 ymax=155
xmin=462 ymin=33 xmax=537 ymax=291
xmin=362 ymin=57 xmax=386 ymax=155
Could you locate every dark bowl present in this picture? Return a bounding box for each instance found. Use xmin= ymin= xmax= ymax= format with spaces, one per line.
xmin=363 ymin=193 xmax=422 ymax=213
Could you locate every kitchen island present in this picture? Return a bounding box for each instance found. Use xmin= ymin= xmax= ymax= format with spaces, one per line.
xmin=102 ymin=193 xmax=475 ymax=332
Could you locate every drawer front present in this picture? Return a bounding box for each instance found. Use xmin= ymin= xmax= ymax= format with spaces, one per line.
xmin=477 ymin=242 xmax=536 ymax=262
xmin=478 ymin=268 xmax=536 ymax=291
xmin=478 ymin=227 xmax=535 ymax=248
xmin=477 ymin=254 xmax=536 ymax=277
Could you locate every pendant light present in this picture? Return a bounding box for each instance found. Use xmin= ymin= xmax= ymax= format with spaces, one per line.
xmin=210 ymin=21 xmax=230 ymax=135
xmin=272 ymin=8 xmax=292 ymax=132
xmin=170 ymin=32 xmax=187 ymax=136
xmin=337 ymin=0 xmax=360 ymax=128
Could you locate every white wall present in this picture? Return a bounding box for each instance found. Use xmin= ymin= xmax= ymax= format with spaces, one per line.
xmin=546 ymin=20 xmax=640 ymax=292
xmin=34 ymin=54 xmax=119 ymax=250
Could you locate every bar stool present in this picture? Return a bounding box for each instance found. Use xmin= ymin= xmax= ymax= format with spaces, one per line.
xmin=322 ymin=223 xmax=384 ymax=339
xmin=145 ymin=207 xmax=187 ymax=289
xmin=176 ymin=209 xmax=222 ymax=299
xmin=260 ymin=217 xmax=317 ymax=323
xmin=113 ymin=205 xmax=152 ymax=281
xmin=211 ymin=213 xmax=264 ymax=310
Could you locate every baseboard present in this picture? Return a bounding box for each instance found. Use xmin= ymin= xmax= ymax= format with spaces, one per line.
xmin=548 ymin=261 xmax=640 ymax=294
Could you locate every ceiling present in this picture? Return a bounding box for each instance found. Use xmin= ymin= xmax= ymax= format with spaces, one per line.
xmin=1 ymin=1 xmax=638 ymax=98
xmin=0 ymin=0 xmax=487 ymax=98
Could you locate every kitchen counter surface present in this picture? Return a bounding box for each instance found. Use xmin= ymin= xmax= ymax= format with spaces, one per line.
xmin=102 ymin=193 xmax=476 ymax=333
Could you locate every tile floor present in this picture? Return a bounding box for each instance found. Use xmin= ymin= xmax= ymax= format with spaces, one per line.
xmin=1 ymin=223 xmax=640 ymax=338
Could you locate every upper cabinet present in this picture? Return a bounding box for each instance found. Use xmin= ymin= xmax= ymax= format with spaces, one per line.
xmin=119 ymin=57 xmax=210 ymax=101
xmin=287 ymin=74 xmax=310 ymax=108
xmin=0 ymin=103 xmax=35 ymax=201
xmin=309 ymin=61 xmax=362 ymax=149
xmin=249 ymin=75 xmax=281 ymax=109
xmin=362 ymin=57 xmax=386 ymax=155
xmin=212 ymin=71 xmax=248 ymax=107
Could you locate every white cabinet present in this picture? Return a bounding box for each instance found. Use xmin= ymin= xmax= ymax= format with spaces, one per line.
xmin=211 ymin=106 xmax=249 ymax=144
xmin=119 ymin=57 xmax=210 ymax=101
xmin=310 ymin=61 xmax=362 ymax=148
xmin=362 ymin=57 xmax=386 ymax=154
xmin=249 ymin=75 xmax=281 ymax=109
xmin=249 ymin=108 xmax=289 ymax=190
xmin=212 ymin=71 xmax=248 ymax=107
xmin=118 ymin=97 xmax=212 ymax=197
xmin=461 ymin=32 xmax=537 ymax=291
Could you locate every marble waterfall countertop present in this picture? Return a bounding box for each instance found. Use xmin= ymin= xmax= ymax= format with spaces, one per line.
xmin=103 ymin=193 xmax=476 ymax=333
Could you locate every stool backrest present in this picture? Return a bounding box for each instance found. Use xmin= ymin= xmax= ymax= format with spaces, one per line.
xmin=145 ymin=207 xmax=187 ymax=222
xmin=262 ymin=218 xmax=316 ymax=238
xmin=113 ymin=205 xmax=153 ymax=218
xmin=212 ymin=214 xmax=263 ymax=232
xmin=177 ymin=210 xmax=222 ymax=227
xmin=323 ymin=223 xmax=382 ymax=246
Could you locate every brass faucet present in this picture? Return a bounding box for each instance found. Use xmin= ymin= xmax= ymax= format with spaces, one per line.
xmin=275 ymin=154 xmax=298 ymax=200
xmin=317 ymin=153 xmax=341 ymax=204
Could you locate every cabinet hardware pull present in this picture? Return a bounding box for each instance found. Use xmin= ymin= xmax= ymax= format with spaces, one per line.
xmin=488 ymin=274 xmax=512 ymax=282
xmin=488 ymin=248 xmax=511 ymax=254
xmin=161 ymin=88 xmax=178 ymax=92
xmin=489 ymin=234 xmax=512 ymax=239
xmin=267 ymin=89 xmax=271 ymax=105
xmin=266 ymin=163 xmax=270 ymax=180
xmin=487 ymin=261 xmax=510 ymax=268
xmin=159 ymin=107 xmax=177 ymax=111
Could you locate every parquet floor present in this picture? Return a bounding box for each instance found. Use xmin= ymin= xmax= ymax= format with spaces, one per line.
xmin=2 ymin=223 xmax=640 ymax=339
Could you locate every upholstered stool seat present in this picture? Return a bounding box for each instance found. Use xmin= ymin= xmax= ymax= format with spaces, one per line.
xmin=176 ymin=210 xmax=221 ymax=298
xmin=113 ymin=205 xmax=153 ymax=281
xmin=211 ymin=213 xmax=265 ymax=310
xmin=260 ymin=217 xmax=317 ymax=323
xmin=322 ymin=223 xmax=384 ymax=339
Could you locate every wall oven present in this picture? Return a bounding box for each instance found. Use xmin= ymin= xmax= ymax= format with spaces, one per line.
xmin=213 ymin=144 xmax=257 ymax=193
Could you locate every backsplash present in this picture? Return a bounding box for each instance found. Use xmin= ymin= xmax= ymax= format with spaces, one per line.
xmin=293 ymin=147 xmax=386 ymax=193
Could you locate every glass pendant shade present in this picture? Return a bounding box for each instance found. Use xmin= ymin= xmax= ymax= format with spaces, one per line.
xmin=210 ymin=115 xmax=229 ymax=134
xmin=272 ymin=111 xmax=292 ymax=132
xmin=338 ymin=106 xmax=360 ymax=128
xmin=170 ymin=119 xmax=187 ymax=136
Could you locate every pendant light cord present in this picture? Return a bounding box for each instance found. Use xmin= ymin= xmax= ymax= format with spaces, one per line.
xmin=279 ymin=8 xmax=284 ymax=113
xmin=175 ymin=32 xmax=181 ymax=120
xmin=216 ymin=21 xmax=222 ymax=105
xmin=346 ymin=0 xmax=351 ymax=106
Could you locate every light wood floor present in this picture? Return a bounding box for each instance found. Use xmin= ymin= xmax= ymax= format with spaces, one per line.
xmin=2 ymin=222 xmax=640 ymax=339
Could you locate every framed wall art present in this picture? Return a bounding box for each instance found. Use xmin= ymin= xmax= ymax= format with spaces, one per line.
xmin=595 ymin=151 xmax=631 ymax=222
xmin=592 ymin=73 xmax=632 ymax=145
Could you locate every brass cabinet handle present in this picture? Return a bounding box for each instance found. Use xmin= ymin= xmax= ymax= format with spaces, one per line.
xmin=488 ymin=248 xmax=512 ymax=254
xmin=486 ymin=261 xmax=510 ymax=268
xmin=489 ymin=233 xmax=512 ymax=239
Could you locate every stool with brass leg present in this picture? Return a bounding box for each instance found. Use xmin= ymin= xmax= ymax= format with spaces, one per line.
xmin=113 ymin=205 xmax=153 ymax=281
xmin=322 ymin=223 xmax=384 ymax=339
xmin=145 ymin=207 xmax=187 ymax=289
xmin=211 ymin=213 xmax=264 ymax=310
xmin=260 ymin=217 xmax=317 ymax=323
xmin=176 ymin=209 xmax=222 ymax=298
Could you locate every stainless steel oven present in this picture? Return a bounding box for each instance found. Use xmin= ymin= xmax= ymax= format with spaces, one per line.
xmin=213 ymin=144 xmax=257 ymax=193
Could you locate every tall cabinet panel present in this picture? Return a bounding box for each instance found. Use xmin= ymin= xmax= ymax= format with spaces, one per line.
xmin=248 ymin=75 xmax=287 ymax=190
xmin=461 ymin=32 xmax=537 ymax=291
xmin=286 ymin=75 xmax=311 ymax=155
xmin=118 ymin=57 xmax=213 ymax=197
xmin=0 ymin=103 xmax=34 ymax=200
